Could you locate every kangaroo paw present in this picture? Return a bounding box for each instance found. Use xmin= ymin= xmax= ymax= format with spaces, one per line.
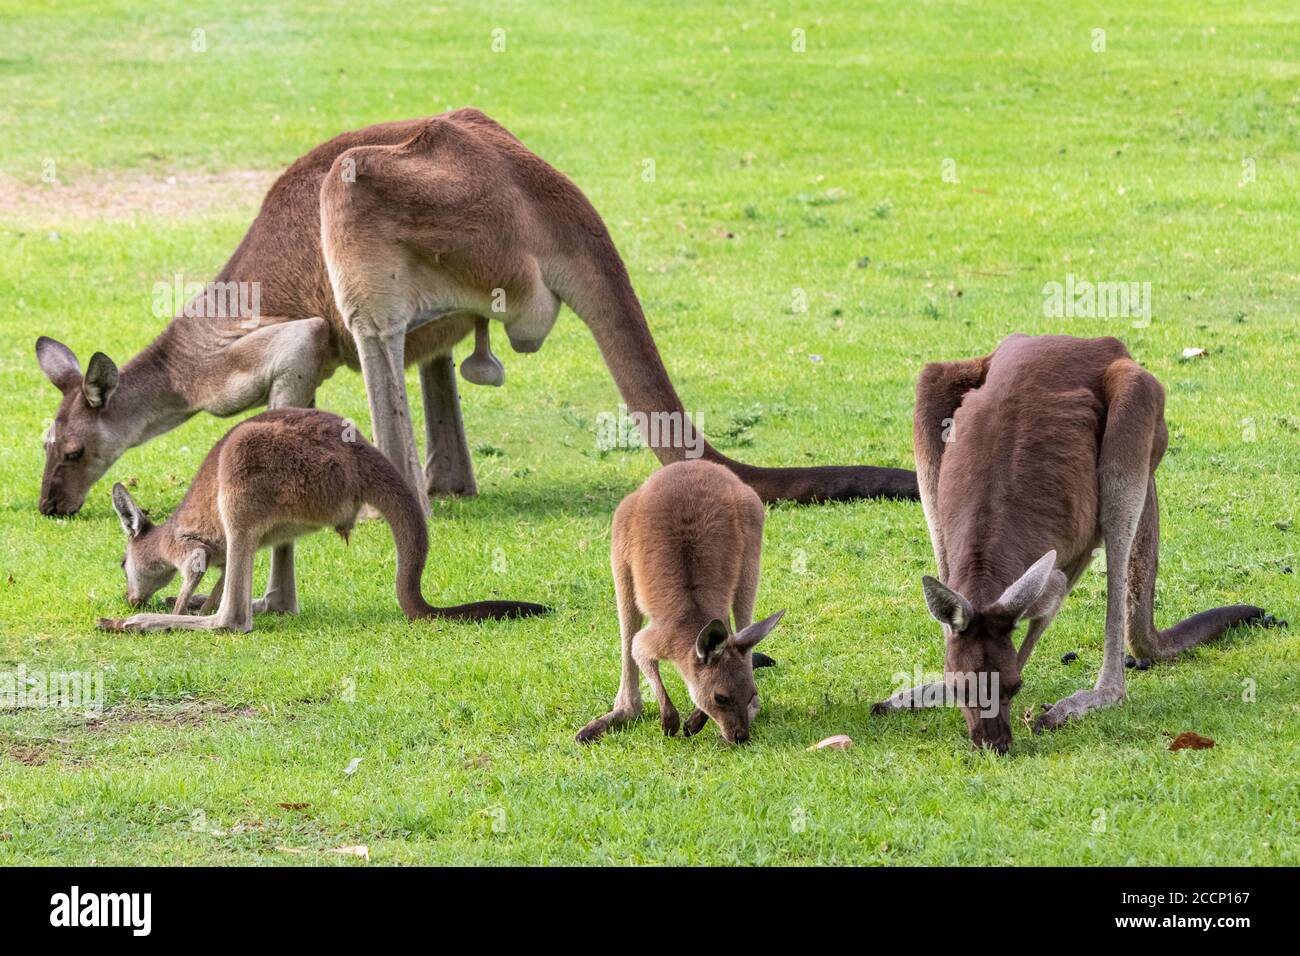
xmin=161 ymin=594 xmax=209 ymax=613
xmin=683 ymin=708 xmax=709 ymax=737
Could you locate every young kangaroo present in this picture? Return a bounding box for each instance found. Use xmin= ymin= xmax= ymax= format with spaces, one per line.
xmin=98 ymin=408 xmax=547 ymax=633
xmin=874 ymin=334 xmax=1281 ymax=753
xmin=576 ymin=460 xmax=784 ymax=745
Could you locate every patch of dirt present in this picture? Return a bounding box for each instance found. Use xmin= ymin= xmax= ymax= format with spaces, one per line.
xmin=84 ymin=700 xmax=259 ymax=730
xmin=0 ymin=169 xmax=278 ymax=224
xmin=2 ymin=700 xmax=259 ymax=767
xmin=5 ymin=743 xmax=52 ymax=766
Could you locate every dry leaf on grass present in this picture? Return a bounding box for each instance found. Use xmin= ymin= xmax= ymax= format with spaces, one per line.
xmin=808 ymin=734 xmax=854 ymax=751
xmin=275 ymin=844 xmax=370 ymax=862
xmin=1180 ymin=347 xmax=1207 ymax=360
xmin=343 ymin=757 xmax=362 ymax=775
xmin=278 ymin=802 xmax=310 ymax=811
xmin=1168 ymin=731 xmax=1215 ymax=751
xmin=327 ymin=844 xmax=370 ymax=861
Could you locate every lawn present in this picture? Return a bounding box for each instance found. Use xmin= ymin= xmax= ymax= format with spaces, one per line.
xmin=0 ymin=0 xmax=1296 ymax=865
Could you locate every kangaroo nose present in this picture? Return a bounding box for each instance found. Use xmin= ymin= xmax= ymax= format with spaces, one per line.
xmin=733 ymin=729 xmax=750 ymax=745
xmin=39 ymin=496 xmax=60 ymax=516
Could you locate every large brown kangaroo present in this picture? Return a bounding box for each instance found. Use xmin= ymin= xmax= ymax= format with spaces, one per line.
xmin=35 ymin=108 xmax=918 ymax=527
xmin=872 ymin=334 xmax=1280 ymax=753
xmin=97 ymin=408 xmax=547 ymax=633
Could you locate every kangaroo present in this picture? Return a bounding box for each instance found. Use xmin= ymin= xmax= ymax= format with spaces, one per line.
xmin=576 ymin=460 xmax=785 ymax=745
xmin=97 ymin=408 xmax=547 ymax=633
xmin=35 ymin=108 xmax=917 ymax=522
xmin=873 ymin=334 xmax=1281 ymax=753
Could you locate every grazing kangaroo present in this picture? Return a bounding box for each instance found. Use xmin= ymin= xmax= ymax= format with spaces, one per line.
xmin=97 ymin=408 xmax=547 ymax=633
xmin=576 ymin=460 xmax=785 ymax=745
xmin=35 ymin=109 xmax=917 ymax=522
xmin=873 ymin=334 xmax=1279 ymax=753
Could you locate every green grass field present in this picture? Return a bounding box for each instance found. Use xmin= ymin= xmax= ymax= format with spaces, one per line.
xmin=1 ymin=1 xmax=1297 ymax=865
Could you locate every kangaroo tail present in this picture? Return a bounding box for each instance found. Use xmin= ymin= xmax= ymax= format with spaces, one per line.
xmin=1148 ymin=604 xmax=1279 ymax=660
xmin=357 ymin=445 xmax=549 ymax=621
xmin=567 ymin=226 xmax=919 ymax=504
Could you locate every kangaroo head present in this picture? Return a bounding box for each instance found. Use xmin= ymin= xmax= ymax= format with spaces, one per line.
xmin=922 ymin=551 xmax=1060 ymax=755
xmin=684 ymin=610 xmax=785 ymax=744
xmin=37 ymin=337 xmax=125 ymax=516
xmin=111 ymin=483 xmax=175 ymax=606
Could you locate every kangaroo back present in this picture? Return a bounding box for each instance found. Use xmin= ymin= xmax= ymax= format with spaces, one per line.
xmin=354 ymin=443 xmax=547 ymax=621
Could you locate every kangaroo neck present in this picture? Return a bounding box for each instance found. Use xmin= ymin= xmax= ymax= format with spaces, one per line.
xmin=108 ymin=330 xmax=198 ymax=450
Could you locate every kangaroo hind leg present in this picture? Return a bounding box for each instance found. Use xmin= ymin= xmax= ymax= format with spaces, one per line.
xmin=1125 ymin=479 xmax=1276 ymax=662
xmin=576 ymin=556 xmax=645 ymax=743
xmin=1036 ymin=361 xmax=1160 ymax=732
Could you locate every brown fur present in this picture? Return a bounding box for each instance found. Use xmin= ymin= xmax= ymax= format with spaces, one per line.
xmin=99 ymin=408 xmax=546 ymax=633
xmin=576 ymin=460 xmax=784 ymax=745
xmin=36 ymin=109 xmax=917 ymax=519
xmin=874 ymin=334 xmax=1273 ymax=752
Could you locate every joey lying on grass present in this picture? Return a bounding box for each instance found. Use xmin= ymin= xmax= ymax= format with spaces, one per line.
xmin=577 ymin=460 xmax=783 ymax=745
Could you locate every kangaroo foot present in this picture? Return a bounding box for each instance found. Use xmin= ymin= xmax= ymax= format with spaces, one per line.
xmin=575 ymin=718 xmax=609 ymax=744
xmin=97 ymin=612 xmax=248 ymax=634
xmin=1033 ymin=685 xmax=1126 ymax=733
xmin=252 ymin=590 xmax=298 ymax=614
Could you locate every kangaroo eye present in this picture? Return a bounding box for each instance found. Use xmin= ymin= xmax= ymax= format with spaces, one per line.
xmin=63 ymin=448 xmax=84 ymax=462
xmin=714 ymin=694 xmax=731 ymax=706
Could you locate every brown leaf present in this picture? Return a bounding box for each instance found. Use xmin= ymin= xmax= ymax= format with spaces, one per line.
xmin=808 ymin=734 xmax=853 ymax=751
xmin=278 ymin=802 xmax=310 ymax=811
xmin=1168 ymin=731 xmax=1215 ymax=751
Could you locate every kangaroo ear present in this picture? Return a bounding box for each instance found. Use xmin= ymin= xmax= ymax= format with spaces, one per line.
xmin=111 ymin=482 xmax=148 ymax=538
xmin=995 ymin=550 xmax=1058 ymax=622
xmin=82 ymin=352 xmax=119 ymax=409
xmin=1025 ymin=569 xmax=1068 ymax=622
xmin=922 ymin=576 xmax=974 ymax=632
xmin=695 ymin=619 xmax=729 ymax=662
xmin=733 ymin=609 xmax=785 ymax=652
xmin=36 ymin=336 xmax=82 ymax=393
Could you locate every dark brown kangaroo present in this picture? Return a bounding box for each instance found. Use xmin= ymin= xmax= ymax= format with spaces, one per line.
xmin=36 ymin=108 xmax=917 ymax=522
xmin=873 ymin=334 xmax=1280 ymax=753
xmin=97 ymin=408 xmax=547 ymax=633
